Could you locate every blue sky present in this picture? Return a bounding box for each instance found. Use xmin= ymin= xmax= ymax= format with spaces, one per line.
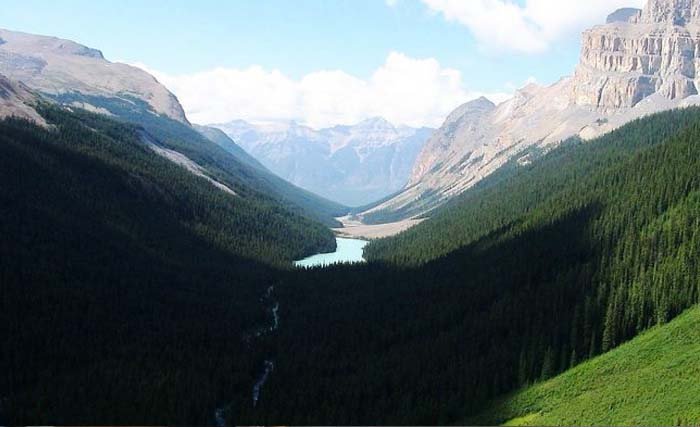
xmin=2 ymin=0 xmax=644 ymax=127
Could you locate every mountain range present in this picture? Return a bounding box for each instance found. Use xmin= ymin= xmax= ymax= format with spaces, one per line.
xmin=213 ymin=118 xmax=433 ymax=206
xmin=359 ymin=0 xmax=700 ymax=223
xmin=0 ymin=27 xmax=347 ymax=227
xmin=4 ymin=1 xmax=700 ymax=425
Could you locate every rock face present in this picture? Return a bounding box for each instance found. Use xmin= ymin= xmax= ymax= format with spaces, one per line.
xmin=215 ymin=118 xmax=433 ymax=206
xmin=642 ymin=0 xmax=700 ymax=24
xmin=0 ymin=29 xmax=187 ymax=123
xmin=0 ymin=74 xmax=45 ymax=125
xmin=362 ymin=0 xmax=700 ymax=222
xmin=607 ymin=8 xmax=643 ymax=23
xmin=573 ymin=0 xmax=700 ymax=110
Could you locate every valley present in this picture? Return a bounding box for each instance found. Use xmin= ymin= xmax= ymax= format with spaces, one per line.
xmin=332 ymin=215 xmax=425 ymax=239
xmin=3 ymin=0 xmax=700 ymax=425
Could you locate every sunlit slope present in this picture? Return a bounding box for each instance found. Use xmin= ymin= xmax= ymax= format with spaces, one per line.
xmin=470 ymin=307 xmax=700 ymax=426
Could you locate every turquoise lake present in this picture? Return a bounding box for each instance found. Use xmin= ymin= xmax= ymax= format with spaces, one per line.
xmin=294 ymin=238 xmax=369 ymax=268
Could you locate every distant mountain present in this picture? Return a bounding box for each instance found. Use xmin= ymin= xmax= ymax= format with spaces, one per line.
xmin=214 ymin=118 xmax=433 ymax=207
xmin=193 ymin=124 xmax=267 ymax=171
xmin=0 ymin=28 xmax=346 ymax=226
xmin=360 ymin=0 xmax=700 ymax=223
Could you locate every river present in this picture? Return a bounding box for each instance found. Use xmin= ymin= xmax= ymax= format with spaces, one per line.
xmin=294 ymin=237 xmax=369 ymax=268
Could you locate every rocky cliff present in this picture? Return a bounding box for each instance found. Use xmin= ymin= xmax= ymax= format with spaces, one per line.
xmin=0 ymin=74 xmax=45 ymax=125
xmin=572 ymin=0 xmax=700 ymax=110
xmin=361 ymin=0 xmax=700 ymax=222
xmin=0 ymin=29 xmax=187 ymax=123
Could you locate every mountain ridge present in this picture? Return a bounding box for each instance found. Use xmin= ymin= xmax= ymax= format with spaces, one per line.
xmin=0 ymin=28 xmax=347 ymax=226
xmin=0 ymin=28 xmax=188 ymax=123
xmin=214 ymin=117 xmax=433 ymax=206
xmin=359 ymin=0 xmax=700 ymax=223
xmin=0 ymin=73 xmax=44 ymax=125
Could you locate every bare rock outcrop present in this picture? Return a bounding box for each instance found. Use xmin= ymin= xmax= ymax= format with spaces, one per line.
xmin=361 ymin=0 xmax=700 ymax=222
xmin=0 ymin=29 xmax=188 ymax=123
xmin=642 ymin=0 xmax=700 ymax=24
xmin=572 ymin=0 xmax=700 ymax=110
xmin=0 ymin=74 xmax=45 ymax=125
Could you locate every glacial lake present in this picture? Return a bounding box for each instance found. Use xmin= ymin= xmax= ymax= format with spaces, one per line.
xmin=294 ymin=238 xmax=369 ymax=268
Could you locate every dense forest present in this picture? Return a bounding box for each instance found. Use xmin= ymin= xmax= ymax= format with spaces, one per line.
xmin=240 ymin=108 xmax=700 ymax=424
xmin=3 ymin=105 xmax=700 ymax=425
xmin=53 ymin=92 xmax=348 ymax=227
xmin=0 ymin=106 xmax=334 ymax=424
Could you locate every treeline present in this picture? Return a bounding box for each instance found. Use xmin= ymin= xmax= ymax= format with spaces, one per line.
xmin=237 ymin=108 xmax=700 ymax=424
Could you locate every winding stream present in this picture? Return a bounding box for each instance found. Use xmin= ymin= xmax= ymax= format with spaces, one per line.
xmin=252 ymin=360 xmax=275 ymax=407
xmin=214 ymin=284 xmax=280 ymax=424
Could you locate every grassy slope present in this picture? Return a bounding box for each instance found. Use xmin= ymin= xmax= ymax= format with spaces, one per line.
xmin=470 ymin=307 xmax=700 ymax=426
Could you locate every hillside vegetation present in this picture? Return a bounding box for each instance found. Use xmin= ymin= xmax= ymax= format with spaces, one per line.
xmin=54 ymin=92 xmax=348 ymax=226
xmin=245 ymin=108 xmax=700 ymax=424
xmin=0 ymin=106 xmax=333 ymax=424
xmin=5 ymin=102 xmax=700 ymax=424
xmin=470 ymin=307 xmax=700 ymax=426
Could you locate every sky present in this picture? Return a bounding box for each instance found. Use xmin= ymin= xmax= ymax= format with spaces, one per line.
xmin=3 ymin=0 xmax=645 ymax=128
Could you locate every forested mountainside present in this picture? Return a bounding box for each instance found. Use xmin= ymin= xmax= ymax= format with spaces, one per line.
xmin=0 ymin=106 xmax=335 ymax=423
xmin=237 ymin=108 xmax=700 ymax=424
xmin=365 ymin=108 xmax=700 ymax=265
xmin=52 ymin=93 xmax=347 ymax=227
xmin=193 ymin=124 xmax=267 ymax=171
xmin=470 ymin=306 xmax=700 ymax=426
xmin=359 ymin=0 xmax=700 ymax=223
xmin=6 ymin=103 xmax=700 ymax=425
xmin=0 ymin=28 xmax=346 ymax=227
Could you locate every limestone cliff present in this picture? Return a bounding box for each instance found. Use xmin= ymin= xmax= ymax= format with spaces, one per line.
xmin=361 ymin=0 xmax=700 ymax=222
xmin=573 ymin=0 xmax=700 ymax=109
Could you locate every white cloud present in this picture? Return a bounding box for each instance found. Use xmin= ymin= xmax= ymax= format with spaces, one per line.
xmin=386 ymin=0 xmax=399 ymax=6
xmin=133 ymin=52 xmax=510 ymax=129
xmin=420 ymin=0 xmax=646 ymax=53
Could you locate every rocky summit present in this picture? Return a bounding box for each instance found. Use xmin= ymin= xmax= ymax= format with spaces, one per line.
xmin=573 ymin=0 xmax=700 ymax=109
xmin=0 ymin=28 xmax=187 ymax=123
xmin=360 ymin=0 xmax=700 ymax=222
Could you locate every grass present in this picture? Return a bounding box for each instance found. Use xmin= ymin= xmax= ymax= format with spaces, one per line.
xmin=469 ymin=306 xmax=700 ymax=426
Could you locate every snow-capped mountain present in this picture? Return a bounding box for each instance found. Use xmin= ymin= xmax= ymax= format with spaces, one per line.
xmin=214 ymin=118 xmax=433 ymax=206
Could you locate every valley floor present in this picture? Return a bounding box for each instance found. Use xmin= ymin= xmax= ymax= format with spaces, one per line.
xmin=332 ymin=215 xmax=425 ymax=239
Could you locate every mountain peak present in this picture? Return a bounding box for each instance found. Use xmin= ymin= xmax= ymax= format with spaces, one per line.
xmin=0 ymin=28 xmax=187 ymax=123
xmin=473 ymin=95 xmax=494 ymax=104
xmin=641 ymin=0 xmax=700 ymax=25
xmin=357 ymin=116 xmax=394 ymax=129
xmin=443 ymin=97 xmax=496 ymax=125
xmin=606 ymin=8 xmax=642 ymax=24
xmin=572 ymin=0 xmax=700 ymax=110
